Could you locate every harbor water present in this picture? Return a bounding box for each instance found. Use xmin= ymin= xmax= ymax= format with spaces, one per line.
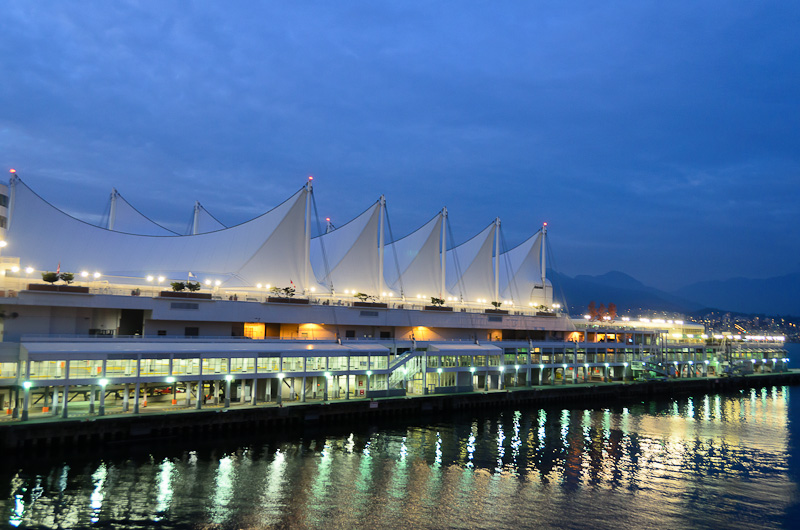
xmin=3 ymin=379 xmax=800 ymax=528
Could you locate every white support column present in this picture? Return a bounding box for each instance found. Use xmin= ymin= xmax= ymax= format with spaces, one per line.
xmin=192 ymin=201 xmax=201 ymax=235
xmin=108 ymin=188 xmax=118 ymax=231
xmin=493 ymin=217 xmax=500 ymax=304
xmin=304 ymin=179 xmax=312 ymax=294
xmin=440 ymin=207 xmax=447 ymax=299
xmin=541 ymin=223 xmax=547 ymax=302
xmin=378 ymin=195 xmax=386 ymax=295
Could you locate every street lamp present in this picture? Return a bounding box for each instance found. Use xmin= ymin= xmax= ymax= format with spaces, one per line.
xmin=224 ymin=374 xmax=233 ymax=408
xmin=99 ymin=378 xmax=109 ymax=415
xmin=21 ymin=381 xmax=32 ymax=421
xmin=623 ymin=362 xmax=628 ymax=382
xmin=324 ymin=371 xmax=330 ymax=401
xmin=604 ymin=362 xmax=610 ymax=382
xmin=166 ymin=376 xmax=176 ymax=405
xmin=277 ymin=373 xmax=285 ymax=405
xmin=366 ymin=370 xmax=373 ymax=394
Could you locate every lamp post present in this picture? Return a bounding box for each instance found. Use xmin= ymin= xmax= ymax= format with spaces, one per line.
xmin=277 ymin=373 xmax=285 ymax=405
xmin=584 ymin=363 xmax=589 ymax=383
xmin=469 ymin=366 xmax=476 ymax=391
xmin=704 ymin=359 xmax=710 ymax=377
xmin=514 ymin=364 xmax=520 ymax=387
xmin=623 ymin=362 xmax=628 ymax=382
xmin=562 ymin=364 xmax=567 ymax=385
xmin=324 ymin=372 xmax=330 ymax=401
xmin=224 ymin=375 xmax=233 ymax=408
xmin=98 ymin=378 xmax=108 ymax=416
xmin=21 ymin=381 xmax=31 ymax=421
xmin=166 ymin=376 xmax=176 ymax=405
xmin=366 ymin=370 xmax=372 ymax=395
xmin=436 ymin=368 xmax=442 ymax=390
xmin=499 ymin=365 xmax=505 ymax=390
xmin=688 ymin=360 xmax=694 ymax=378
xmin=604 ymin=362 xmax=610 ymax=383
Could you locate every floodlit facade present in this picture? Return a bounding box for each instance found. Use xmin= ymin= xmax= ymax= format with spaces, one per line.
xmin=0 ymin=176 xmax=788 ymax=421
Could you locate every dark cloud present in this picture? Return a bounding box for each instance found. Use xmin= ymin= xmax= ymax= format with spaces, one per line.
xmin=1 ymin=1 xmax=798 ymax=289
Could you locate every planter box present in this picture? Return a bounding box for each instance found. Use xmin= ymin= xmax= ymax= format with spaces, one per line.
xmin=159 ymin=291 xmax=213 ymax=300
xmin=535 ymin=311 xmax=556 ymax=317
xmin=424 ymin=305 xmax=453 ymax=311
xmin=267 ymin=297 xmax=310 ymax=304
xmin=353 ymin=301 xmax=388 ymax=308
xmin=28 ymin=284 xmax=90 ymax=294
xmin=484 ymin=308 xmax=509 ymax=315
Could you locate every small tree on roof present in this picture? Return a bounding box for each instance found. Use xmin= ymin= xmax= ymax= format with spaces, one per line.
xmin=41 ymin=272 xmax=59 ymax=284
xmin=171 ymin=281 xmax=186 ymax=292
xmin=59 ymin=272 xmax=74 ymax=284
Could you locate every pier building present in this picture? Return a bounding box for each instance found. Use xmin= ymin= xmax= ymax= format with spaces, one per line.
xmin=0 ymin=175 xmax=788 ymax=421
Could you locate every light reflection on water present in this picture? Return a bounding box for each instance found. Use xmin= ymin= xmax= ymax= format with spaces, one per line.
xmin=2 ymin=385 xmax=798 ymax=529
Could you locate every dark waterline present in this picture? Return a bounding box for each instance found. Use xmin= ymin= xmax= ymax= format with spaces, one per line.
xmin=3 ymin=382 xmax=800 ymax=529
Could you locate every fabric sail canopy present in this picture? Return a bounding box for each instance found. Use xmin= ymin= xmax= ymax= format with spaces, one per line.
xmin=385 ymin=212 xmax=443 ymax=299
xmin=106 ymin=189 xmax=177 ymax=236
xmin=445 ymin=222 xmax=495 ymax=302
xmin=498 ymin=230 xmax=547 ymax=303
xmin=310 ymin=201 xmax=384 ymax=296
xmin=7 ymin=177 xmax=311 ymax=289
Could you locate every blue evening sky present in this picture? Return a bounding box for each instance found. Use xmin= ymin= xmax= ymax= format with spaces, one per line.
xmin=1 ymin=2 xmax=798 ymax=289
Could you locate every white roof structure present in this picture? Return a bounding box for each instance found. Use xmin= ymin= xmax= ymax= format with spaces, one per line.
xmin=499 ymin=230 xmax=546 ymax=303
xmin=310 ymin=200 xmax=385 ymax=295
xmin=446 ymin=221 xmax=496 ymax=302
xmin=4 ymin=177 xmax=553 ymax=306
xmin=8 ymin=177 xmax=312 ymax=289
xmin=105 ymin=189 xmax=177 ymax=235
xmin=385 ymin=212 xmax=444 ymax=299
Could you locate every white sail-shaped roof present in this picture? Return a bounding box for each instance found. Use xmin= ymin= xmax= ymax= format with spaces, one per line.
xmin=310 ymin=201 xmax=383 ymax=295
xmin=499 ymin=231 xmax=545 ymax=303
xmin=8 ymin=177 xmax=311 ymax=289
xmin=446 ymin=222 xmax=495 ymax=302
xmin=187 ymin=202 xmax=227 ymax=234
xmin=385 ymin=213 xmax=443 ymax=298
xmin=106 ymin=189 xmax=178 ymax=235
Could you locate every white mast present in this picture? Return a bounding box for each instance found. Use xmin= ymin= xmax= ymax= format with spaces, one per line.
xmin=107 ymin=188 xmax=118 ymax=231
xmin=494 ymin=217 xmax=500 ymax=304
xmin=304 ymin=177 xmax=312 ymax=294
xmin=192 ymin=201 xmax=201 ymax=235
xmin=541 ymin=222 xmax=548 ymax=302
xmin=378 ymin=195 xmax=385 ymax=296
xmin=440 ymin=207 xmax=447 ymax=299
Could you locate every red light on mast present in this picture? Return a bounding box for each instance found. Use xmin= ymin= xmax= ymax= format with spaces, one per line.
xmin=9 ymin=169 xmax=16 ymax=174
xmin=308 ymin=175 xmax=314 ymax=181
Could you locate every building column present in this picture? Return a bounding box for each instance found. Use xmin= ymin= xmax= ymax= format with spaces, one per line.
xmin=301 ymin=377 xmax=306 ymax=403
xmin=123 ymin=383 xmax=130 ymax=412
xmin=239 ymin=381 xmax=246 ymax=404
xmin=251 ymin=379 xmax=258 ymax=406
xmin=184 ymin=382 xmax=191 ymax=406
xmin=61 ymin=385 xmax=69 ymax=419
xmin=99 ymin=385 xmax=106 ymax=416
xmin=11 ymin=387 xmax=19 ymax=419
xmin=195 ymin=380 xmax=203 ymax=409
xmin=213 ymin=380 xmax=220 ymax=405
xmin=345 ymin=374 xmax=350 ymax=400
xmin=89 ymin=384 xmax=96 ymax=414
xmin=133 ymin=381 xmax=140 ymax=414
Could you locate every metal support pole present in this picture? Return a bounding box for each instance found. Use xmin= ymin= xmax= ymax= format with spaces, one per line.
xmin=225 ymin=378 xmax=231 ymax=408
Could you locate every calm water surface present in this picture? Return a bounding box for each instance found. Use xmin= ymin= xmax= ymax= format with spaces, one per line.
xmin=3 ymin=383 xmax=800 ymax=529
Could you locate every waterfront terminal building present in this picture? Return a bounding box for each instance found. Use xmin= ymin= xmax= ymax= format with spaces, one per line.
xmin=0 ymin=176 xmax=788 ymax=420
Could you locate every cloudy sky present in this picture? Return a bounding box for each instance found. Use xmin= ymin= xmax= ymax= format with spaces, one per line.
xmin=2 ymin=1 xmax=798 ymax=290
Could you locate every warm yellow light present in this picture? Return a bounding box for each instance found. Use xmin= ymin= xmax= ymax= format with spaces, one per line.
xmin=10 ymin=266 xmax=19 ymax=273
xmin=82 ymin=271 xmax=91 ymax=278
xmin=157 ymin=276 xmax=165 ymax=283
xmin=24 ymin=266 xmax=34 ymax=274
xmin=146 ymin=275 xmax=153 ymax=281
xmin=204 ymin=279 xmax=211 ymax=285
xmin=214 ymin=280 xmax=221 ymax=286
xmin=93 ymin=272 xmax=101 ymax=279
xmin=256 ymin=283 xmax=262 ymax=288
xmin=0 ymin=241 xmax=6 ymax=248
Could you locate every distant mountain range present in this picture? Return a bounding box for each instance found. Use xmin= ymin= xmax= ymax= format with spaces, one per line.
xmin=550 ymin=270 xmax=800 ymax=317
